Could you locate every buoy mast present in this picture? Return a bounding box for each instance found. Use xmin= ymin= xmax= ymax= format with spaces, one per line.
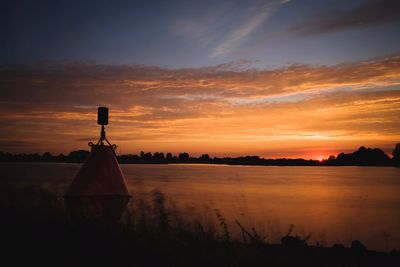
xmin=64 ymin=106 xmax=131 ymax=223
xmin=94 ymin=107 xmax=115 ymax=148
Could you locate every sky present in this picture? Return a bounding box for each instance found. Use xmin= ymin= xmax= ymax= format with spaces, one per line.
xmin=0 ymin=0 xmax=400 ymax=158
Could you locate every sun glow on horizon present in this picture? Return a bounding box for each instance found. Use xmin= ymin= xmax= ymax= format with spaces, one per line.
xmin=0 ymin=55 xmax=399 ymax=157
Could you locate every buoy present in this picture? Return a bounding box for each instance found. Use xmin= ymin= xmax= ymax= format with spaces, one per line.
xmin=64 ymin=107 xmax=131 ymax=223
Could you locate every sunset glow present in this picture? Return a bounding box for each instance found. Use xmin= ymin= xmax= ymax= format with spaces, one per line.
xmin=2 ymin=1 xmax=400 ymax=263
xmin=1 ymin=0 xmax=399 ymax=158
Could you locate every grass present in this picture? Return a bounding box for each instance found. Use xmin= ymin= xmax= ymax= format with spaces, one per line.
xmin=0 ymin=183 xmax=399 ymax=267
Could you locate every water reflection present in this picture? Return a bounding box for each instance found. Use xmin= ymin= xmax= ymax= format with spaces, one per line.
xmin=0 ymin=163 xmax=399 ymax=251
xmin=121 ymin=165 xmax=400 ymax=251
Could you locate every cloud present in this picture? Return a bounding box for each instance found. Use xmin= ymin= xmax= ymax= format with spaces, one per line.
xmin=0 ymin=55 xmax=399 ymax=156
xmin=210 ymin=1 xmax=287 ymax=58
xmin=169 ymin=1 xmax=236 ymax=47
xmin=290 ymin=0 xmax=400 ymax=36
xmin=2 ymin=55 xmax=400 ymax=112
xmin=170 ymin=0 xmax=289 ymax=58
xmin=0 ymin=140 xmax=38 ymax=148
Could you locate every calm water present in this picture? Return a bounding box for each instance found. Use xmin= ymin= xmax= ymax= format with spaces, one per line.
xmin=1 ymin=163 xmax=400 ymax=251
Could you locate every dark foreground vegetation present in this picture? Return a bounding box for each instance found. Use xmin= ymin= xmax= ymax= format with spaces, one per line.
xmin=0 ymin=183 xmax=399 ymax=267
xmin=1 ymin=143 xmax=400 ymax=166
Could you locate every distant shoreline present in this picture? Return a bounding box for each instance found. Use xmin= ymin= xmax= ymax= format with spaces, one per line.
xmin=0 ymin=161 xmax=398 ymax=167
xmin=1 ymin=145 xmax=399 ymax=167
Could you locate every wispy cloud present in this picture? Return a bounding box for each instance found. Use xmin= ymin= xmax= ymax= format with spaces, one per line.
xmin=0 ymin=55 xmax=399 ymax=156
xmin=170 ymin=1 xmax=235 ymax=47
xmin=211 ymin=0 xmax=289 ymax=58
xmin=170 ymin=0 xmax=289 ymax=58
xmin=290 ymin=0 xmax=400 ymax=36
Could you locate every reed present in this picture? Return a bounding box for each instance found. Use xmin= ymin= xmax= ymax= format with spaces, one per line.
xmin=0 ymin=183 xmax=398 ymax=267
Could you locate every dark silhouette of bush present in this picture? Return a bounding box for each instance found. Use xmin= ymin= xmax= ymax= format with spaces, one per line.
xmin=200 ymin=154 xmax=210 ymax=163
xmin=153 ymin=152 xmax=165 ymax=161
xmin=42 ymin=152 xmax=53 ymax=162
xmin=352 ymin=240 xmax=368 ymax=252
xmin=335 ymin=146 xmax=391 ymax=166
xmin=393 ymin=144 xmax=400 ymax=159
xmin=1 ymin=144 xmax=399 ymax=166
xmin=67 ymin=150 xmax=90 ymax=163
xmin=393 ymin=143 xmax=400 ymax=166
xmin=178 ymin=152 xmax=190 ymax=161
xmin=140 ymin=151 xmax=153 ymax=160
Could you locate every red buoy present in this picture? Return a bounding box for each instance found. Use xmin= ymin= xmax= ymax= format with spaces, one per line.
xmin=64 ymin=107 xmax=131 ymax=223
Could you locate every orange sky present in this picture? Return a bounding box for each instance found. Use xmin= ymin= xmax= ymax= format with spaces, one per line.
xmin=1 ymin=55 xmax=400 ymax=159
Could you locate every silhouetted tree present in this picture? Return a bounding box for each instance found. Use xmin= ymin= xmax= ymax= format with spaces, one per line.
xmin=42 ymin=152 xmax=53 ymax=162
xmin=393 ymin=143 xmax=400 ymax=160
xmin=178 ymin=152 xmax=189 ymax=161
xmin=393 ymin=143 xmax=400 ymax=166
xmin=68 ymin=150 xmax=90 ymax=163
xmin=153 ymin=152 xmax=165 ymax=161
xmin=141 ymin=152 xmax=152 ymax=160
xmin=200 ymin=154 xmax=210 ymax=162
xmin=57 ymin=153 xmax=67 ymax=162
xmin=336 ymin=146 xmax=390 ymax=166
xmin=2 ymin=144 xmax=400 ymax=166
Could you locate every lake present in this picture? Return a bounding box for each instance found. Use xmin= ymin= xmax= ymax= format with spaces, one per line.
xmin=1 ymin=163 xmax=399 ymax=251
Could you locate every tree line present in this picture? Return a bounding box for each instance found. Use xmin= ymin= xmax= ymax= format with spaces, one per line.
xmin=1 ymin=144 xmax=399 ymax=166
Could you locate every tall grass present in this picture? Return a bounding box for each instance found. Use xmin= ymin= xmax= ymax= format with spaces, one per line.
xmin=0 ymin=183 xmax=398 ymax=267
